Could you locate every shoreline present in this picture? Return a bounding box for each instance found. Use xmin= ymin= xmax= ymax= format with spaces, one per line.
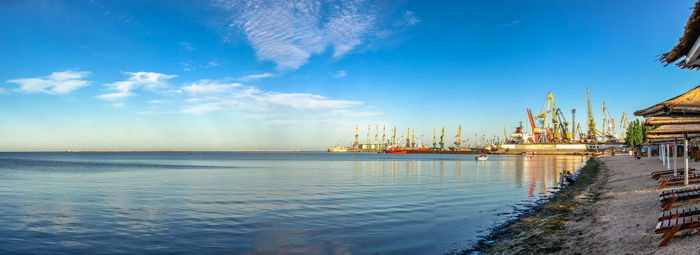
xmin=462 ymin=157 xmax=604 ymax=254
xmin=464 ymin=155 xmax=700 ymax=254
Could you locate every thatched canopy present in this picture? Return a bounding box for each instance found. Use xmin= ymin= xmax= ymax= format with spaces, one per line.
xmin=648 ymin=133 xmax=700 ymax=140
xmin=660 ymin=1 xmax=700 ymax=69
xmin=645 ymin=116 xmax=700 ymax=125
xmin=647 ymin=124 xmax=700 ymax=134
xmin=634 ymin=86 xmax=700 ymax=117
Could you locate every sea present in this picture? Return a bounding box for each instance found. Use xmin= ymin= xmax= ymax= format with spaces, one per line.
xmin=0 ymin=152 xmax=587 ymax=254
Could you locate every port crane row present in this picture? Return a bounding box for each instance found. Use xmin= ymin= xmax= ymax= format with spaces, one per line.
xmin=336 ymin=88 xmax=627 ymax=152
xmin=516 ymin=88 xmax=627 ymax=144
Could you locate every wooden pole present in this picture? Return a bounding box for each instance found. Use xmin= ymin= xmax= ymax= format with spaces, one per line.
xmin=685 ymin=139 xmax=689 ymax=186
xmin=673 ymin=139 xmax=678 ymax=176
xmin=661 ymin=145 xmax=665 ymax=164
xmin=667 ymin=144 xmax=671 ymax=170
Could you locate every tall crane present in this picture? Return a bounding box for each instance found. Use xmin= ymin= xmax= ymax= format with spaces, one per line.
xmin=374 ymin=125 xmax=379 ymax=148
xmin=439 ymin=127 xmax=445 ymax=150
xmin=571 ymin=109 xmax=577 ymax=141
xmin=586 ymin=88 xmax=597 ymax=142
xmin=391 ymin=126 xmax=397 ymax=146
xmin=365 ymin=125 xmax=371 ymax=148
xmin=619 ymin=113 xmax=629 ymax=140
xmin=601 ymin=102 xmax=616 ymax=141
xmin=353 ymin=125 xmax=359 ymax=149
xmin=554 ymin=108 xmax=571 ymax=141
xmin=433 ymin=128 xmax=437 ymax=148
xmin=405 ymin=128 xmax=411 ymax=148
xmin=381 ymin=125 xmax=386 ymax=149
xmin=411 ymin=128 xmax=416 ymax=148
xmin=526 ymin=108 xmax=540 ymax=142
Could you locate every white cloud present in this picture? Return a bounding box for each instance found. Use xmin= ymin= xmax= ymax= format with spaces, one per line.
xmin=207 ymin=60 xmax=221 ymax=67
xmin=502 ymin=19 xmax=520 ymax=27
xmin=332 ymin=70 xmax=347 ymax=78
xmin=181 ymin=59 xmax=223 ymax=72
xmin=179 ymin=41 xmax=196 ymax=51
xmin=397 ymin=10 xmax=420 ymax=27
xmin=180 ymin=81 xmax=366 ymax=121
xmin=98 ymin=72 xmax=176 ymax=100
xmin=239 ymin=73 xmax=274 ymax=81
xmin=182 ymin=80 xmax=241 ymax=95
xmin=112 ymin=102 xmax=125 ymax=108
xmin=6 ymin=70 xmax=90 ymax=94
xmin=217 ymin=0 xmax=381 ymax=70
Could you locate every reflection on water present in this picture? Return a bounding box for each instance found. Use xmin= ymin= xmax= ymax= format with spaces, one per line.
xmin=0 ymin=152 xmax=586 ymax=254
xmin=352 ymin=155 xmax=585 ymax=199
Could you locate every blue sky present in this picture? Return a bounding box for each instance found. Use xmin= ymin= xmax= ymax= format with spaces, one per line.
xmin=1 ymin=0 xmax=699 ymax=151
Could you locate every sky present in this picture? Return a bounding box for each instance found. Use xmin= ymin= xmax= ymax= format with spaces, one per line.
xmin=1 ymin=0 xmax=699 ymax=151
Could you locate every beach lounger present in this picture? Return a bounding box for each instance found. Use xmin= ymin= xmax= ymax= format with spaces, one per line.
xmin=657 ymin=173 xmax=700 ymax=189
xmin=651 ymin=169 xmax=695 ymax=180
xmin=658 ymin=206 xmax=700 ymax=221
xmin=660 ymin=191 xmax=700 ymax=211
xmin=655 ymin=215 xmax=700 ymax=246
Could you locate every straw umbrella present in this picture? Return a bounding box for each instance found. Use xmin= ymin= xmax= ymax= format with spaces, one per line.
xmin=660 ymin=1 xmax=700 ymax=69
xmin=634 ymin=87 xmax=700 ymax=185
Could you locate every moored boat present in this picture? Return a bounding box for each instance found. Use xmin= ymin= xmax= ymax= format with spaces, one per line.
xmin=475 ymin=155 xmax=488 ymax=161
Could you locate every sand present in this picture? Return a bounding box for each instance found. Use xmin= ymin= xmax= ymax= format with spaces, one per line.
xmin=556 ymin=155 xmax=700 ymax=254
xmin=476 ymin=155 xmax=700 ymax=254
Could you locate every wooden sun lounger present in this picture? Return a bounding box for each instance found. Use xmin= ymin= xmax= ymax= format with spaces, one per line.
xmin=652 ymin=169 xmax=695 ymax=180
xmin=658 ymin=173 xmax=700 ymax=189
xmin=658 ymin=206 xmax=700 ymax=221
xmin=659 ymin=186 xmax=700 ymax=197
xmin=656 ymin=215 xmax=700 ymax=246
xmin=660 ymin=191 xmax=700 ymax=211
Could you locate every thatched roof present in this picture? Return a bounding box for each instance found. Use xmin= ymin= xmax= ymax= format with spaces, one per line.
xmin=634 ymin=86 xmax=700 ymax=117
xmin=648 ymin=133 xmax=700 ymax=140
xmin=648 ymin=133 xmax=700 ymax=143
xmin=647 ymin=123 xmax=700 ymax=134
xmin=645 ymin=116 xmax=700 ymax=125
xmin=660 ymin=1 xmax=700 ymax=69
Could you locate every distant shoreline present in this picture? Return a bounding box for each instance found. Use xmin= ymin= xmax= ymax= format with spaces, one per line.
xmin=0 ymin=150 xmax=305 ymax=153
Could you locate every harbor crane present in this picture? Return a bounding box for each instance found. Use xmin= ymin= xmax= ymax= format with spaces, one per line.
xmin=439 ymin=127 xmax=445 ymax=150
xmin=619 ymin=113 xmax=629 ymax=140
xmin=531 ymin=92 xmax=571 ymax=143
xmin=586 ymin=88 xmax=597 ymax=142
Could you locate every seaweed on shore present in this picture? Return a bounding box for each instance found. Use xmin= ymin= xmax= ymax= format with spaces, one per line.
xmin=459 ymin=158 xmax=603 ymax=254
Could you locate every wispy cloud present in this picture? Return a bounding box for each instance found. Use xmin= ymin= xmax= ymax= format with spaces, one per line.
xmin=239 ymin=72 xmax=274 ymax=81
xmin=396 ymin=10 xmax=420 ymax=27
xmin=179 ymin=41 xmax=196 ymax=51
xmin=182 ymin=80 xmax=241 ymax=94
xmin=502 ymin=19 xmax=520 ymax=27
xmin=332 ymin=70 xmax=347 ymax=78
xmin=218 ymin=0 xmax=387 ymax=70
xmin=180 ymin=79 xmax=374 ymax=124
xmin=98 ymin=72 xmax=176 ymax=100
xmin=6 ymin=70 xmax=90 ymax=94
xmin=180 ymin=59 xmax=223 ymax=72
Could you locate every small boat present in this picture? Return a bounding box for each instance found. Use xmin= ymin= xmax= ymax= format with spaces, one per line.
xmin=522 ymin=150 xmax=536 ymax=156
xmin=475 ymin=155 xmax=488 ymax=161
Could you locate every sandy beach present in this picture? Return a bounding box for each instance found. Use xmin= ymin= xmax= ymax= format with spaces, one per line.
xmin=474 ymin=155 xmax=700 ymax=254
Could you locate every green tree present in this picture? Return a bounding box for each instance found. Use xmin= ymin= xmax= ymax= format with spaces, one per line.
xmin=625 ymin=119 xmax=647 ymax=147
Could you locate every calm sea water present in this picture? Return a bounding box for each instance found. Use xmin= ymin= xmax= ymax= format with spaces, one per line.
xmin=0 ymin=152 xmax=586 ymax=254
